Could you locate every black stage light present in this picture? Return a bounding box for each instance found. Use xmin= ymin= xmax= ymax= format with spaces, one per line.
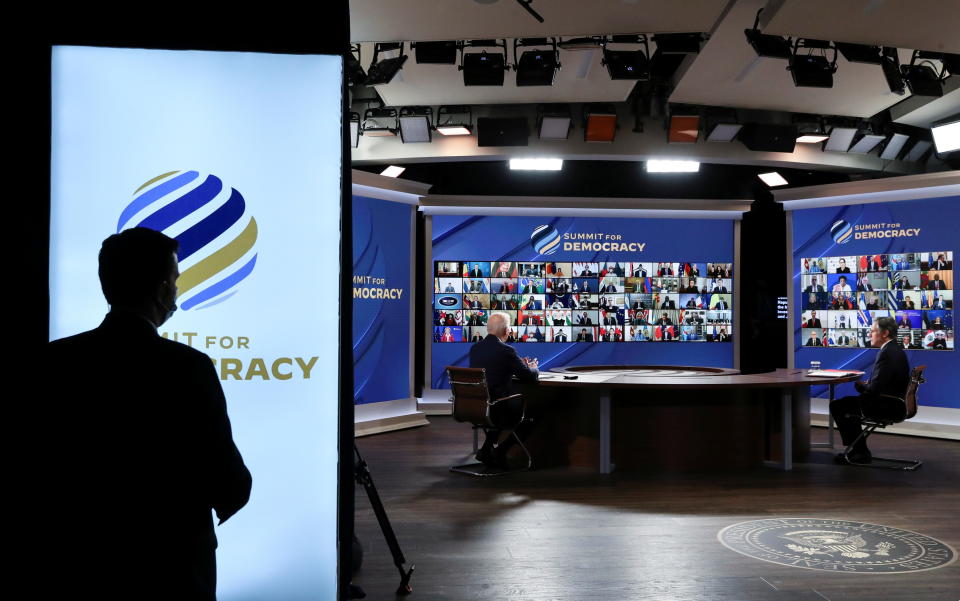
xmin=881 ymin=47 xmax=906 ymax=95
xmin=652 ymin=33 xmax=703 ymax=54
xmin=477 ymin=117 xmax=529 ymax=147
xmin=459 ymin=40 xmax=508 ymax=86
xmin=940 ymin=53 xmax=960 ymax=75
xmin=602 ymin=49 xmax=649 ymax=80
xmin=901 ymin=64 xmax=943 ymax=97
xmin=413 ymin=41 xmax=458 ymax=64
xmin=602 ymin=34 xmax=651 ymax=80
xmin=462 ymin=52 xmax=505 ymax=85
xmin=436 ymin=105 xmax=473 ymax=136
xmin=514 ymin=38 xmax=560 ymax=86
xmin=346 ymin=45 xmax=367 ymax=87
xmin=744 ymin=29 xmax=792 ymax=59
xmin=365 ymin=43 xmax=408 ymax=86
xmin=361 ymin=107 xmax=398 ymax=137
xmin=738 ymin=123 xmax=798 ymax=153
xmin=836 ymin=42 xmax=882 ymax=64
xmin=788 ymin=39 xmax=837 ymax=88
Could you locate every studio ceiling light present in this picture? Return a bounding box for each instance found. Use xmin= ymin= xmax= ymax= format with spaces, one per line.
xmin=380 ymin=166 xmax=405 ymax=178
xmin=758 ymin=172 xmax=788 ymax=187
xmin=459 ymin=40 xmax=508 ymax=86
xmin=706 ymin=123 xmax=743 ymax=142
xmin=537 ymin=104 xmax=572 ymax=140
xmin=349 ymin=112 xmax=361 ymax=148
xmin=931 ymin=118 xmax=960 ymax=154
xmin=669 ymin=114 xmax=700 ymax=143
xmin=346 ymin=44 xmax=367 ymax=87
xmin=881 ymin=47 xmax=906 ymax=95
xmin=436 ymin=105 xmax=473 ymax=136
xmin=901 ymin=50 xmax=945 ymax=97
xmin=904 ymin=140 xmax=932 ymax=162
xmin=361 ymin=107 xmax=398 ymax=137
xmin=823 ymin=126 xmax=857 ymax=152
xmin=509 ymin=158 xmax=563 ymax=171
xmin=646 ymin=160 xmax=700 ymax=173
xmin=836 ymin=42 xmax=882 ymax=64
xmin=413 ymin=40 xmax=458 ymax=64
xmin=879 ymin=133 xmax=910 ymax=160
xmin=514 ymin=38 xmax=560 ymax=86
xmin=796 ymin=134 xmax=829 ymax=143
xmin=365 ymin=43 xmax=408 ymax=86
xmin=583 ymin=104 xmax=618 ymax=142
xmin=652 ymin=33 xmax=704 ymax=54
xmin=744 ymin=8 xmax=792 ymax=59
xmin=848 ymin=133 xmax=886 ymax=154
xmin=788 ymin=39 xmax=837 ymax=88
xmin=601 ymin=35 xmax=650 ymax=80
xmin=398 ymin=106 xmax=433 ymax=143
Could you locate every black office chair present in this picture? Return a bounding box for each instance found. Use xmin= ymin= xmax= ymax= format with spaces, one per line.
xmin=446 ymin=366 xmax=532 ymax=476
xmin=842 ymin=365 xmax=925 ymax=470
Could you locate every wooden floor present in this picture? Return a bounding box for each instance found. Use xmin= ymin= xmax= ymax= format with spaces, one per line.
xmin=352 ymin=417 xmax=959 ymax=601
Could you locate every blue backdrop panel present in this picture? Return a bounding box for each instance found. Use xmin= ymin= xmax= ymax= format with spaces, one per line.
xmin=353 ymin=195 xmax=411 ymax=404
xmin=792 ymin=195 xmax=959 ymax=408
xmin=432 ymin=215 xmax=735 ymax=387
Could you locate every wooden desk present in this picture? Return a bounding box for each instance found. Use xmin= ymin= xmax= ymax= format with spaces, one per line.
xmin=523 ymin=367 xmax=861 ymax=473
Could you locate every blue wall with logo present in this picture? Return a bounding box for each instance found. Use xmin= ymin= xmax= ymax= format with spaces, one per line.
xmin=792 ymin=195 xmax=959 ymax=409
xmin=431 ymin=215 xmax=735 ymax=387
xmin=353 ymin=195 xmax=411 ymax=404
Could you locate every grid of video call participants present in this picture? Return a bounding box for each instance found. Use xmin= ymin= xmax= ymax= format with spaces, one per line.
xmin=800 ymin=251 xmax=954 ymax=351
xmin=434 ymin=260 xmax=733 ymax=343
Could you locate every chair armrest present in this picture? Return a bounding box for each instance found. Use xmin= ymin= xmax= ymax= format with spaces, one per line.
xmin=876 ymin=393 xmax=905 ymax=403
xmin=491 ymin=393 xmax=522 ymax=406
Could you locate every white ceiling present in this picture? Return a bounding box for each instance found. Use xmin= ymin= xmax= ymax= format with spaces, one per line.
xmin=350 ymin=0 xmax=960 ymax=128
xmin=350 ymin=0 xmax=730 ymax=42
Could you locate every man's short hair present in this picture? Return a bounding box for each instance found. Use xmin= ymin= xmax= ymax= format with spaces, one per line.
xmin=488 ymin=312 xmax=511 ymax=335
xmin=875 ymin=316 xmax=897 ymax=340
xmin=99 ymin=227 xmax=179 ymax=306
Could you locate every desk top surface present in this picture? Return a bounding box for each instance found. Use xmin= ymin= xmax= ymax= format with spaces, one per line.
xmin=536 ymin=367 xmax=862 ymax=390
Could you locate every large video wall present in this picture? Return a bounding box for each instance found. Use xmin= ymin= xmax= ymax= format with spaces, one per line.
xmin=799 ymin=251 xmax=953 ymax=350
xmin=792 ymin=194 xmax=958 ymax=410
xmin=435 ymin=260 xmax=733 ymax=342
xmin=430 ymin=215 xmax=736 ymax=388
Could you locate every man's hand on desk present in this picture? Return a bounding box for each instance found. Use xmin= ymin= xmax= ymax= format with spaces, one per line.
xmin=523 ymin=356 xmax=539 ymax=370
xmin=854 ymin=379 xmax=869 ymax=393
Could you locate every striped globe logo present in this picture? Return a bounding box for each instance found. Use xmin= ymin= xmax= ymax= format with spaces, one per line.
xmin=830 ymin=219 xmax=853 ymax=245
xmin=117 ymin=170 xmax=258 ymax=311
xmin=530 ymin=224 xmax=561 ymax=255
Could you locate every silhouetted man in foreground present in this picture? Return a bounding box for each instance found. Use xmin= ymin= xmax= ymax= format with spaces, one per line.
xmin=27 ymin=227 xmax=252 ymax=600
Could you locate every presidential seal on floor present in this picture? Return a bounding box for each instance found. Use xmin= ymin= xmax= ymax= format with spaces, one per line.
xmin=718 ymin=518 xmax=956 ymax=573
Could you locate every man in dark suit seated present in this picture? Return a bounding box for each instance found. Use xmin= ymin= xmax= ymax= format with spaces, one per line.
xmin=804 ymin=331 xmax=822 ymax=346
xmin=804 ymin=311 xmax=822 ymax=328
xmin=575 ymin=328 xmax=594 ymax=341
xmin=469 ymin=313 xmax=539 ymax=468
xmin=829 ymin=317 xmax=909 ymax=464
xmin=31 ymin=228 xmax=251 ymax=599
xmin=927 ymin=274 xmax=947 ymax=290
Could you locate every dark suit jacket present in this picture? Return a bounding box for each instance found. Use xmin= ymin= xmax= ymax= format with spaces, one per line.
xmin=862 ymin=341 xmax=910 ymax=398
xmin=469 ymin=334 xmax=538 ymax=400
xmin=29 ymin=311 xmax=251 ymax=599
xmin=805 ymin=318 xmax=822 ymax=328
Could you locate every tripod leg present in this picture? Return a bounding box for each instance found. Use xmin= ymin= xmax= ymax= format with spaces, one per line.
xmin=354 ymin=445 xmax=415 ymax=595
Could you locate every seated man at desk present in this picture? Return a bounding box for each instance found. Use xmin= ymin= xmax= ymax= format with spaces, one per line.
xmin=829 ymin=317 xmax=909 ymax=465
xmin=469 ymin=312 xmax=539 ymax=468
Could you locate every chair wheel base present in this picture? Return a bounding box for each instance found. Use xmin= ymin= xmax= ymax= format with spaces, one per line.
xmin=842 ymin=453 xmax=922 ymax=471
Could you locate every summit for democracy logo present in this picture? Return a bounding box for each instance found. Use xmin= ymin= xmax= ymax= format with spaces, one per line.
xmin=831 ymin=218 xmax=921 ymax=245
xmin=117 ymin=170 xmax=259 ymax=311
